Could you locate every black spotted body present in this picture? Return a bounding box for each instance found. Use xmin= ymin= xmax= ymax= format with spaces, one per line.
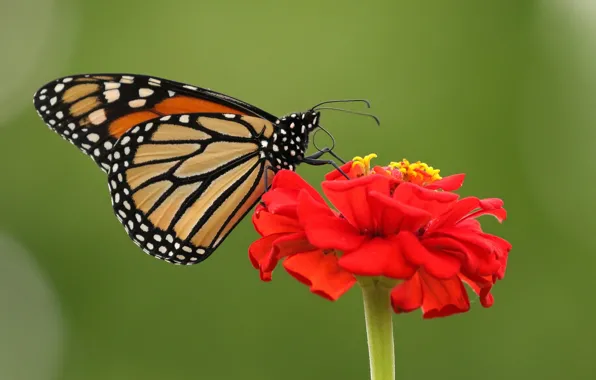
xmin=264 ymin=111 xmax=319 ymax=171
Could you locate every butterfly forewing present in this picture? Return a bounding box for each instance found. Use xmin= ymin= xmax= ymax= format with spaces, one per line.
xmin=107 ymin=113 xmax=275 ymax=264
xmin=33 ymin=74 xmax=276 ymax=172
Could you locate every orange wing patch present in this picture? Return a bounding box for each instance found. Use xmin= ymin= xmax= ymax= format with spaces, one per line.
xmin=153 ymin=96 xmax=248 ymax=116
xmin=108 ymin=96 xmax=249 ymax=139
xmin=109 ymin=111 xmax=160 ymax=138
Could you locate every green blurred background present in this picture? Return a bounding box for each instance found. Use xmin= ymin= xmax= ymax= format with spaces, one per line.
xmin=1 ymin=0 xmax=595 ymax=379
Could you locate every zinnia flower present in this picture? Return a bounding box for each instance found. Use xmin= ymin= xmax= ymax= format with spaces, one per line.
xmin=249 ymin=154 xmax=510 ymax=318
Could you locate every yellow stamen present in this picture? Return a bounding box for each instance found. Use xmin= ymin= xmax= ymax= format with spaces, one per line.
xmin=388 ymin=159 xmax=442 ymax=185
xmin=351 ymin=153 xmax=378 ymax=176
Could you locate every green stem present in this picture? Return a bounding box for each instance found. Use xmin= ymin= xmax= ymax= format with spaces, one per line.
xmin=360 ymin=278 xmax=395 ymax=380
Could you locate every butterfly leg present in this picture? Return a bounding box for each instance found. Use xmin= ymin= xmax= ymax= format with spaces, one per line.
xmin=302 ymin=157 xmax=350 ymax=179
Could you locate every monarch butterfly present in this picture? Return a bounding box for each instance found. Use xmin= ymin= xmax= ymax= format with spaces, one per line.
xmin=33 ymin=73 xmax=375 ymax=265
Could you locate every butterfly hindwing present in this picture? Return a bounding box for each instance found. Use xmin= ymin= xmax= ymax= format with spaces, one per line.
xmin=107 ymin=113 xmax=275 ymax=264
xmin=33 ymin=73 xmax=277 ymax=172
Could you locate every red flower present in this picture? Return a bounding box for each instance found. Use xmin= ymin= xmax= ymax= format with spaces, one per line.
xmin=249 ymin=155 xmax=511 ymax=318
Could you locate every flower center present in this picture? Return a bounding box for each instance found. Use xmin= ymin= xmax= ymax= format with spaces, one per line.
xmin=351 ymin=154 xmax=442 ymax=186
xmin=388 ymin=159 xmax=442 ymax=186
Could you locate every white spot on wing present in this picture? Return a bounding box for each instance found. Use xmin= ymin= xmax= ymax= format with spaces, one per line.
xmin=86 ymin=133 xmax=100 ymax=142
xmin=139 ymin=88 xmax=154 ymax=97
xmin=104 ymin=89 xmax=120 ymax=103
xmin=128 ymin=99 xmax=146 ymax=108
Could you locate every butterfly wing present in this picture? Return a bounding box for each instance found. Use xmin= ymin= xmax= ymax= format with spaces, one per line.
xmin=107 ymin=113 xmax=276 ymax=264
xmin=33 ymin=73 xmax=277 ymax=172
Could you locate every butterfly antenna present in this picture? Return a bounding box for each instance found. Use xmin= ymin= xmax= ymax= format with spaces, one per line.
xmin=314 ymin=107 xmax=381 ymax=126
xmin=311 ymin=99 xmax=371 ymax=109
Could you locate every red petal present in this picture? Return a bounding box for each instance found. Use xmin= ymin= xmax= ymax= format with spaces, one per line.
xmin=322 ymin=175 xmax=392 ymax=231
xmin=393 ymin=182 xmax=459 ymax=217
xmin=296 ymin=189 xmax=336 ymax=220
xmin=368 ymin=191 xmax=432 ymax=234
xmin=252 ymin=206 xmax=301 ymax=236
xmin=325 ymin=161 xmax=356 ymax=181
xmin=248 ymin=234 xmax=284 ymax=281
xmin=283 ymin=250 xmax=357 ymax=301
xmin=465 ymin=207 xmax=507 ymax=223
xmin=338 ymin=237 xmax=417 ymax=279
xmin=431 ymin=197 xmax=480 ymax=230
xmin=261 ymin=188 xmax=300 ymax=219
xmin=456 ymin=218 xmax=482 ymax=232
xmin=399 ymin=231 xmax=461 ymax=279
xmin=428 ymin=229 xmax=509 ymax=277
xmin=298 ymin=191 xmax=366 ymax=251
xmin=459 ymin=273 xmax=494 ymax=308
xmin=391 ymin=274 xmax=423 ymax=314
xmin=435 ymin=227 xmax=507 ymax=257
xmin=421 ymin=236 xmax=480 ymax=274
xmin=418 ymin=271 xmax=470 ymax=319
xmin=262 ymin=231 xmax=317 ymax=273
xmin=271 ymin=170 xmax=327 ymax=205
xmin=480 ymin=198 xmax=504 ymax=209
xmin=425 ymin=174 xmax=466 ymax=191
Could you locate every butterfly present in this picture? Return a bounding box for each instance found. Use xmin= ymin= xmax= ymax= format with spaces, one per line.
xmin=33 ymin=73 xmax=376 ymax=265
